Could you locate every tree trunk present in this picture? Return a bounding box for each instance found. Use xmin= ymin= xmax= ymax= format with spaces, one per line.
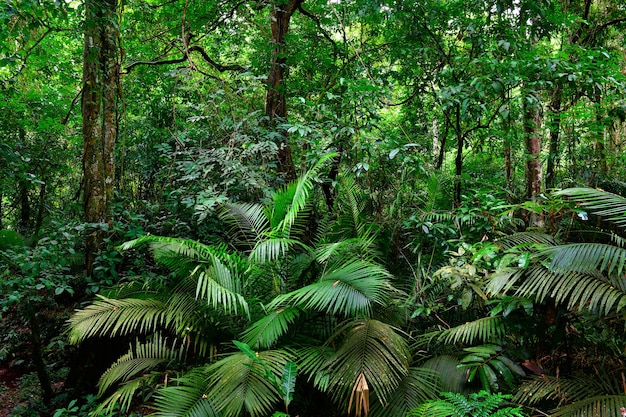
xmin=24 ymin=303 xmax=53 ymax=404
xmin=523 ymin=89 xmax=544 ymax=228
xmin=546 ymin=86 xmax=562 ymax=190
xmin=82 ymin=0 xmax=119 ymax=276
xmin=265 ymin=0 xmax=302 ymax=179
xmin=453 ymin=106 xmax=463 ymax=207
xmin=18 ymin=180 xmax=31 ymax=234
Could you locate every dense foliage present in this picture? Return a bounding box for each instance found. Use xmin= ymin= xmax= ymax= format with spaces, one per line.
xmin=2 ymin=0 xmax=626 ymax=416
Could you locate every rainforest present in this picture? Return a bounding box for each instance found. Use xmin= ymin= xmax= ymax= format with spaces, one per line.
xmin=2 ymin=0 xmax=626 ymax=416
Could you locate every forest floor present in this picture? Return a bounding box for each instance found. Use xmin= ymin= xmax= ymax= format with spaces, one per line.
xmin=0 ymin=365 xmax=23 ymax=417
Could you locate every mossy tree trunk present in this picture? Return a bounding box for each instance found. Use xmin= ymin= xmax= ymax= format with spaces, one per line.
xmin=82 ymin=0 xmax=119 ymax=276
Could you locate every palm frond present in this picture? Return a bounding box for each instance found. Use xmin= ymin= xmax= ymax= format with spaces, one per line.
xmin=495 ymin=232 xmax=560 ymax=250
xmin=93 ymin=373 xmax=159 ymax=415
xmin=241 ymin=306 xmax=303 ymax=349
xmin=193 ymin=257 xmax=249 ymax=318
xmin=267 ymin=260 xmax=392 ymax=317
xmin=546 ymin=243 xmax=626 ymax=279
xmin=249 ymin=237 xmax=310 ymax=263
xmin=296 ymin=345 xmax=336 ymax=392
xmin=436 ymin=316 xmax=506 ymax=345
xmin=272 ymin=152 xmax=336 ymax=234
xmin=153 ymin=369 xmax=219 ymax=417
xmin=324 ymin=319 xmax=411 ymax=407
xmin=370 ymin=367 xmax=440 ymax=417
xmin=516 ymin=374 xmax=617 ymax=406
xmin=315 ymin=234 xmax=378 ymax=264
xmin=97 ymin=333 xmax=185 ymax=395
xmin=67 ymin=296 xmax=168 ymax=344
xmin=222 ymin=201 xmax=269 ymax=246
xmin=514 ymin=264 xmax=626 ymax=316
xmin=549 ymin=395 xmax=626 ymax=417
xmin=421 ymin=355 xmax=469 ymax=393
xmin=206 ymin=349 xmax=292 ymax=417
xmin=556 ymin=187 xmax=626 ymax=230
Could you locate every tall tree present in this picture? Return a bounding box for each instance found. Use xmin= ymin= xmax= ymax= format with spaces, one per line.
xmin=82 ymin=0 xmax=120 ymax=275
xmin=265 ymin=0 xmax=304 ymax=179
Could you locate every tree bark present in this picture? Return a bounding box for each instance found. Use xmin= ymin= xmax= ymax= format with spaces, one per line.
xmin=453 ymin=106 xmax=463 ymax=207
xmin=265 ymin=0 xmax=302 ymax=179
xmin=523 ymin=89 xmax=544 ymax=228
xmin=82 ymin=0 xmax=119 ymax=276
xmin=546 ymin=86 xmax=562 ymax=190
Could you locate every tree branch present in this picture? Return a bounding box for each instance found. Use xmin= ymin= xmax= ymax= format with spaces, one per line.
xmin=297 ymin=4 xmax=339 ymax=57
xmin=123 ymin=45 xmax=245 ymax=74
xmin=582 ymin=17 xmax=626 ymax=45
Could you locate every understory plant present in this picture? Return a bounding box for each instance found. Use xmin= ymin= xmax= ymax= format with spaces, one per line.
xmin=66 ymin=154 xmax=440 ymax=417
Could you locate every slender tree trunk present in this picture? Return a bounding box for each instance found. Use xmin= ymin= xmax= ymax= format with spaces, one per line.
xmin=546 ymin=86 xmax=562 ymax=190
xmin=595 ymin=103 xmax=608 ymax=175
xmin=523 ymin=89 xmax=544 ymax=228
xmin=453 ymin=106 xmax=463 ymax=207
xmin=82 ymin=0 xmax=119 ymax=276
xmin=18 ymin=180 xmax=31 ymax=234
xmin=24 ymin=303 xmax=53 ymax=404
xmin=265 ymin=0 xmax=302 ymax=179
xmin=436 ymin=120 xmax=449 ymax=169
xmin=32 ymin=179 xmax=47 ymax=241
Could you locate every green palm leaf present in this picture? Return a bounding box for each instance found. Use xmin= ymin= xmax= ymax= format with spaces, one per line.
xmin=497 ymin=264 xmax=626 ymax=316
xmin=267 ymin=260 xmax=392 ymax=317
xmin=556 ymin=187 xmax=626 ymax=230
xmin=370 ymin=367 xmax=440 ymax=417
xmin=222 ymin=201 xmax=269 ymax=246
xmin=67 ymin=296 xmax=168 ymax=344
xmin=546 ymin=243 xmax=626 ymax=279
xmin=495 ymin=232 xmax=560 ymax=250
xmin=249 ymin=237 xmax=310 ymax=263
xmin=271 ymin=152 xmax=336 ymax=234
xmin=516 ymin=374 xmax=619 ymax=406
xmin=436 ymin=316 xmax=506 ymax=345
xmin=153 ymin=369 xmax=219 ymax=417
xmin=550 ymin=395 xmax=626 ymax=417
xmin=241 ymin=306 xmax=303 ymax=349
xmin=206 ymin=349 xmax=292 ymax=417
xmin=97 ymin=333 xmax=185 ymax=396
xmin=94 ymin=373 xmax=161 ymax=415
xmin=193 ymin=258 xmax=249 ymax=318
xmin=296 ymin=344 xmax=336 ymax=391
xmin=324 ymin=319 xmax=411 ymax=407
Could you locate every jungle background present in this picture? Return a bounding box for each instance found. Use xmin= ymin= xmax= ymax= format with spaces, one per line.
xmin=3 ymin=0 xmax=626 ymax=416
